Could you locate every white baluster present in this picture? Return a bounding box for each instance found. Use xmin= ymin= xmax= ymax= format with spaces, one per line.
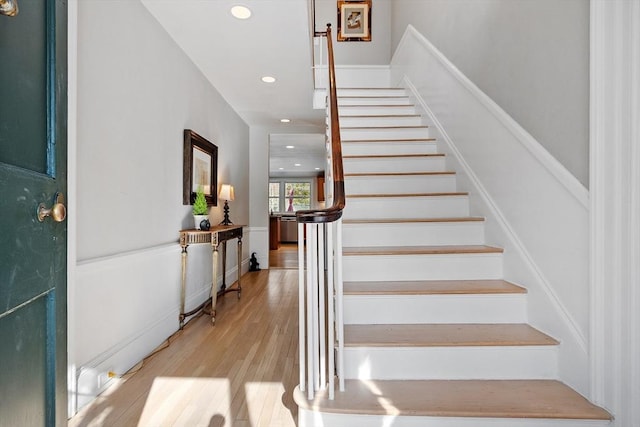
xmin=298 ymin=222 xmax=306 ymax=393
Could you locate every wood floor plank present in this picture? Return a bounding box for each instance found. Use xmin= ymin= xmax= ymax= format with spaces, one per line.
xmin=69 ymin=270 xmax=299 ymax=427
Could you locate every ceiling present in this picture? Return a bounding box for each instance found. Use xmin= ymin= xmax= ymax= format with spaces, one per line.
xmin=140 ymin=0 xmax=325 ymax=132
xmin=269 ymin=133 xmax=326 ymax=177
xmin=141 ymin=0 xmax=326 ymax=176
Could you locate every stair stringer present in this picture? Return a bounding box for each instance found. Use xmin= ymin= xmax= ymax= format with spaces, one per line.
xmin=395 ymin=74 xmax=589 ymax=396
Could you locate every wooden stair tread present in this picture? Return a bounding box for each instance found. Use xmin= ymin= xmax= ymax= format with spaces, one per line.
xmin=295 ymin=379 xmax=612 ymax=420
xmin=343 ymin=279 xmax=527 ymax=295
xmin=343 ymin=153 xmax=443 ymax=158
xmin=343 ymin=245 xmax=503 ymax=256
xmin=344 ymin=324 xmax=559 ymax=347
xmin=341 ymin=138 xmax=435 ymax=143
xmin=340 ymin=104 xmax=417 ymax=108
xmin=346 ymin=192 xmax=468 ymax=198
xmin=338 ymin=96 xmax=409 ymax=99
xmin=343 ymin=217 xmax=485 ymax=224
xmin=341 ymin=125 xmax=428 ymax=129
xmin=340 ymin=114 xmax=421 ymax=118
xmin=345 ymin=171 xmax=455 ymax=177
xmin=338 ymin=87 xmax=405 ymax=90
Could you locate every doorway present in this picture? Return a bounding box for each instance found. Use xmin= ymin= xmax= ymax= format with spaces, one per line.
xmin=269 ymin=243 xmax=300 ymax=269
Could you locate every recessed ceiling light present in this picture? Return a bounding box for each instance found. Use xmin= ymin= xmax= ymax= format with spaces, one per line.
xmin=261 ymin=76 xmax=276 ymax=83
xmin=230 ymin=5 xmax=251 ymax=19
xmin=294 ymin=163 xmax=301 ymax=167
xmin=280 ymin=118 xmax=291 ymax=123
xmin=286 ymin=145 xmax=295 ymax=149
xmin=278 ymin=167 xmax=284 ymax=170
xmin=315 ymin=167 xmax=321 ymax=170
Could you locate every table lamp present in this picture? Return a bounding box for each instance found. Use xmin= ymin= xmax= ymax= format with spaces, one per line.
xmin=219 ymin=184 xmax=235 ymax=225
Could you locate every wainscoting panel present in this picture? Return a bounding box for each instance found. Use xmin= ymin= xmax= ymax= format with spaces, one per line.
xmin=73 ymin=235 xmax=250 ymax=411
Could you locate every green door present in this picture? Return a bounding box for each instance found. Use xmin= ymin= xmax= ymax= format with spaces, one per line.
xmin=0 ymin=0 xmax=67 ymax=425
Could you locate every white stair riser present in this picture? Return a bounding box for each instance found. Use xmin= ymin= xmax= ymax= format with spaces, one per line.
xmin=298 ymin=409 xmax=611 ymax=427
xmin=338 ymin=96 xmax=413 ymax=106
xmin=337 ymin=89 xmax=407 ymax=97
xmin=343 ymin=346 xmax=558 ymax=380
xmin=342 ymin=253 xmax=503 ymax=281
xmin=342 ymin=196 xmax=469 ymax=220
xmin=345 ymin=174 xmax=457 ymax=195
xmin=340 ymin=105 xmax=417 ymax=116
xmin=343 ymin=156 xmax=446 ymax=173
xmin=340 ymin=115 xmax=423 ymax=128
xmin=342 ymin=141 xmax=438 ymax=156
xmin=341 ymin=127 xmax=430 ymax=140
xmin=343 ymin=294 xmax=526 ymax=324
xmin=343 ymin=221 xmax=484 ymax=246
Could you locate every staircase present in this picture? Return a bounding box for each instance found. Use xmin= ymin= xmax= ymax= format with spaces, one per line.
xmin=295 ymin=88 xmax=611 ymax=426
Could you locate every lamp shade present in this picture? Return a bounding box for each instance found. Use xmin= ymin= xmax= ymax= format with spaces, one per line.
xmin=219 ymin=184 xmax=235 ymax=201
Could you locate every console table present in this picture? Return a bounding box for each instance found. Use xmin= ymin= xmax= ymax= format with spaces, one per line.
xmin=178 ymin=225 xmax=243 ymax=328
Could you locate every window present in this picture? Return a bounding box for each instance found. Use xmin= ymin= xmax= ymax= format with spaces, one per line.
xmin=284 ymin=182 xmax=311 ymax=212
xmin=268 ymin=181 xmax=312 ymax=213
xmin=269 ymin=182 xmax=280 ymax=213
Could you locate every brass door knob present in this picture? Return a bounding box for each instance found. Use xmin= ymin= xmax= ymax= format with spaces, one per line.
xmin=38 ymin=193 xmax=67 ymax=223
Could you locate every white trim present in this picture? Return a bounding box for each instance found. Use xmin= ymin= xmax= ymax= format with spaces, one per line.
xmin=404 ymin=77 xmax=587 ymax=354
xmin=396 ymin=25 xmax=588 ymax=208
xmin=77 ymin=242 xmax=177 ymax=266
xmin=589 ymin=0 xmax=607 ymax=406
xmin=590 ymin=1 xmax=640 ymax=424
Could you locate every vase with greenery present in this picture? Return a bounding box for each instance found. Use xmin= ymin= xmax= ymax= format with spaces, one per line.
xmin=192 ymin=187 xmax=209 ymax=230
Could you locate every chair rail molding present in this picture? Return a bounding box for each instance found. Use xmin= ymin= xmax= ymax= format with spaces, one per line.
xmin=590 ymin=0 xmax=640 ymax=425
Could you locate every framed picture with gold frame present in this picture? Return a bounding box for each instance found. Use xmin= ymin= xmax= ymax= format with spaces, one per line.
xmin=337 ymin=0 xmax=371 ymax=42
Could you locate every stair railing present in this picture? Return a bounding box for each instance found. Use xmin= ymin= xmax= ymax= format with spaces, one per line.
xmin=296 ymin=24 xmax=345 ymax=401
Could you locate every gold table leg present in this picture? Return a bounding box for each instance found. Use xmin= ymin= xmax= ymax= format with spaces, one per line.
xmin=237 ymin=236 xmax=242 ymax=298
xmin=179 ymin=241 xmax=188 ymax=329
xmin=211 ymin=240 xmax=220 ymax=325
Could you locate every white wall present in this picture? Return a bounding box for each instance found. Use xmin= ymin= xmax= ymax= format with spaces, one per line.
xmin=72 ymin=0 xmax=250 ymax=410
xmin=315 ymin=0 xmax=391 ymax=65
xmin=390 ymin=0 xmax=590 ymax=187
xmin=249 ymin=127 xmax=270 ymax=268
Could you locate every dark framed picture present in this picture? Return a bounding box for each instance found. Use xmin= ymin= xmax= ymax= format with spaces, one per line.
xmin=337 ymin=0 xmax=371 ymax=42
xmin=183 ymin=129 xmax=218 ymax=206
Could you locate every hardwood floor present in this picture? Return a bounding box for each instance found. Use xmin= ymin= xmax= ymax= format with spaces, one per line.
xmin=269 ymin=243 xmax=299 ymax=269
xmin=69 ymin=269 xmax=299 ymax=427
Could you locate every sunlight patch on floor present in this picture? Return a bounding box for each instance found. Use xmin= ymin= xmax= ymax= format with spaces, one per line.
xmin=244 ymin=381 xmax=295 ymax=427
xmin=138 ymin=377 xmax=231 ymax=426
